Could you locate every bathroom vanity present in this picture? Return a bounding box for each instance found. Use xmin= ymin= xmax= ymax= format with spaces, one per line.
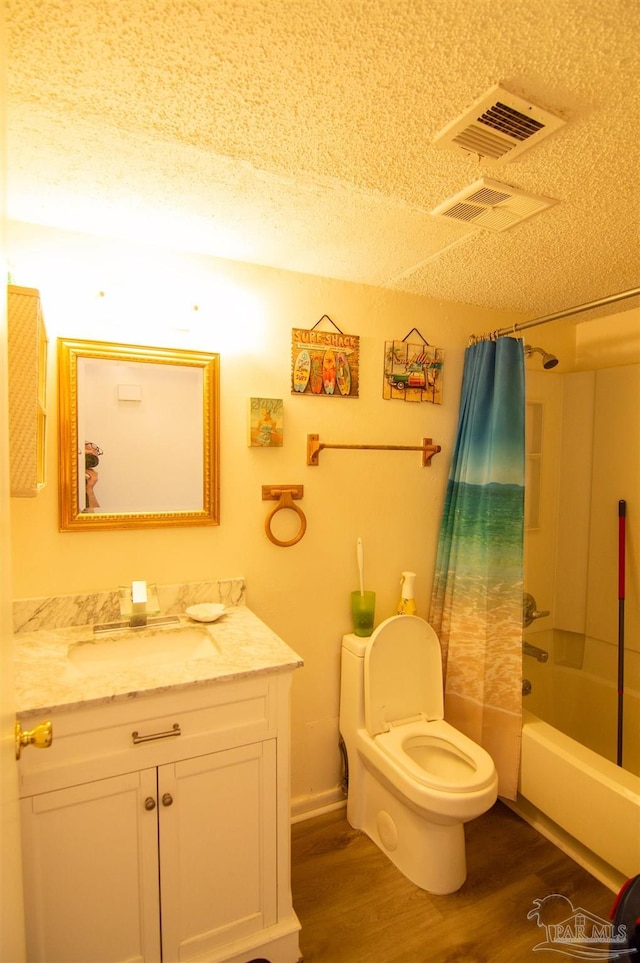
xmin=14 ymin=599 xmax=303 ymax=963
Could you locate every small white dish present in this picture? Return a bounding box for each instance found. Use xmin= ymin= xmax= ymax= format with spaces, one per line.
xmin=186 ymin=603 xmax=226 ymax=623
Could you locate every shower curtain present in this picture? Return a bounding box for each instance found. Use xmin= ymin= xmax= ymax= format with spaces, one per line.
xmin=430 ymin=336 xmax=525 ymax=799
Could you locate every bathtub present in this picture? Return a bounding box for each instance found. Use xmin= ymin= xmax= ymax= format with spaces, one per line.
xmin=508 ymin=629 xmax=640 ymax=892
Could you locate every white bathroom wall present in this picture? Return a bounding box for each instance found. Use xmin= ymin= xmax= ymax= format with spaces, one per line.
xmin=8 ymin=220 xmax=524 ymax=812
xmin=586 ymin=364 xmax=639 ymax=653
xmin=553 ymin=371 xmax=595 ymax=634
xmin=527 ymin=308 xmax=639 ymax=647
xmin=528 ymin=308 xmax=640 ymax=707
xmin=575 ymin=310 xmax=640 ymax=370
xmin=524 ymin=369 xmax=563 ymax=627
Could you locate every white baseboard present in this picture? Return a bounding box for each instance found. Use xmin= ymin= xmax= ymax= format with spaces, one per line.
xmin=291 ymin=787 xmax=346 ymax=824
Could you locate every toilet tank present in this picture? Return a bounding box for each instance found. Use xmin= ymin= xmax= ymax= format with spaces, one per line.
xmin=342 ymin=633 xmax=368 ymax=659
xmin=339 ymin=633 xmax=368 ymax=738
xmin=364 ymin=616 xmax=444 ymax=735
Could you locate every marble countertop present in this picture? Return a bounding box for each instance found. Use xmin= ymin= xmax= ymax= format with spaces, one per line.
xmin=15 ymin=606 xmax=304 ymax=718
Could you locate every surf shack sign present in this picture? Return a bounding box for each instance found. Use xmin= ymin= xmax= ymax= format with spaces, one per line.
xmin=291 ymin=318 xmax=359 ymax=398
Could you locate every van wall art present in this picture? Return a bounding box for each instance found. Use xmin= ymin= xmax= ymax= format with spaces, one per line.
xmin=383 ymin=336 xmax=444 ymax=404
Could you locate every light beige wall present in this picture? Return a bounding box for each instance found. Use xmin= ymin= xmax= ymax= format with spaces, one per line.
xmin=1 ymin=3 xmax=27 ymax=949
xmin=8 ymin=220 xmax=523 ymax=812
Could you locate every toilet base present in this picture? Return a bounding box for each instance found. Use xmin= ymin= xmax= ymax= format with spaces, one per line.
xmin=347 ymin=763 xmax=467 ymax=895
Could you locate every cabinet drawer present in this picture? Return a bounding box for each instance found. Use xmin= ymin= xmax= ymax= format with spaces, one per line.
xmin=18 ymin=675 xmax=280 ymax=797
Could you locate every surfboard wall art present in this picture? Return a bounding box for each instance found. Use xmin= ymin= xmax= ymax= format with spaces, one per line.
xmin=291 ymin=328 xmax=359 ymax=398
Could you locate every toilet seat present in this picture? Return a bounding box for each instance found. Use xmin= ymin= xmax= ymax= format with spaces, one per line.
xmin=362 ymin=616 xmax=497 ymax=796
xmin=364 ymin=616 xmax=444 ymax=737
xmin=374 ymin=718 xmax=496 ymax=794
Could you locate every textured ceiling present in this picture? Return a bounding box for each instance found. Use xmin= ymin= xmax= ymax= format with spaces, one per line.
xmin=5 ymin=0 xmax=640 ymax=317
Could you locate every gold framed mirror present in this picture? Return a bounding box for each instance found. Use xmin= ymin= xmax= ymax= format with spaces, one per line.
xmin=58 ymin=338 xmax=220 ymax=531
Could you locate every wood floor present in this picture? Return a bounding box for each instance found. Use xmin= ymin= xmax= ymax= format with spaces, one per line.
xmin=291 ymin=801 xmax=615 ymax=963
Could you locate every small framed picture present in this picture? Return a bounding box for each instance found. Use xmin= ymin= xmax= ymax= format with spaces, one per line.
xmin=248 ymin=397 xmax=284 ymax=447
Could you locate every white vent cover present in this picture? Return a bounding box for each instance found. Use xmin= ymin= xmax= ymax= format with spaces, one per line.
xmin=430 ymin=178 xmax=559 ymax=232
xmin=434 ymin=85 xmax=566 ymax=166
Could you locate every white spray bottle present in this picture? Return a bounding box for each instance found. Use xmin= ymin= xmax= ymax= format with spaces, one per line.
xmin=396 ymin=571 xmax=417 ymax=616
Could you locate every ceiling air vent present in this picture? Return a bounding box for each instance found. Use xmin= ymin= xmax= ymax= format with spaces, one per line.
xmin=434 ymin=85 xmax=566 ymax=166
xmin=430 ymin=178 xmax=559 ymax=232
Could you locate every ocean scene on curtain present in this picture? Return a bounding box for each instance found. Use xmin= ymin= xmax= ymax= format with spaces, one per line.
xmin=430 ymin=336 xmax=525 ymax=799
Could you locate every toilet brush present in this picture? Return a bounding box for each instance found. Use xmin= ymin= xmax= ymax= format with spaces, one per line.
xmin=351 ymin=537 xmax=375 ymax=636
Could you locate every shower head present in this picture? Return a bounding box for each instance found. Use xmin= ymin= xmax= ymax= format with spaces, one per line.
xmin=524 ymin=344 xmax=559 ymax=369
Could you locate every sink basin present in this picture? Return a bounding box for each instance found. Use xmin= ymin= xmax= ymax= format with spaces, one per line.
xmin=68 ymin=625 xmax=217 ymax=675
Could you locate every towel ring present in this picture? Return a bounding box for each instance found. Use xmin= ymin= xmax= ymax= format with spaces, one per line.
xmin=263 ymin=487 xmax=307 ymax=547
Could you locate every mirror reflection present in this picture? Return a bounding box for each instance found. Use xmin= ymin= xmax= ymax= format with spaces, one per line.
xmin=58 ymin=339 xmax=220 ymax=531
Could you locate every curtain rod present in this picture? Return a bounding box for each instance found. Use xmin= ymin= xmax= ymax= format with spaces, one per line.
xmin=470 ymin=286 xmax=640 ymax=343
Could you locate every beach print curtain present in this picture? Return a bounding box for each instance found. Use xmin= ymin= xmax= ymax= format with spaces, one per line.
xmin=430 ymin=337 xmax=525 ymax=799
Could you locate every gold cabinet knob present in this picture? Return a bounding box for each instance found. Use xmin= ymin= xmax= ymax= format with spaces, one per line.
xmin=15 ymin=720 xmax=53 ymax=760
xmin=144 ymin=797 xmax=157 ymax=811
xmin=161 ymin=793 xmax=174 ymax=807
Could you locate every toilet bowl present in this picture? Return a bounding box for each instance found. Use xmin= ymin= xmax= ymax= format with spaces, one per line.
xmin=339 ymin=615 xmax=498 ymax=894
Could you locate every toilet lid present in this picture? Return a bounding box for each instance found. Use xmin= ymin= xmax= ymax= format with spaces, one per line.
xmin=364 ymin=615 xmax=444 ymax=736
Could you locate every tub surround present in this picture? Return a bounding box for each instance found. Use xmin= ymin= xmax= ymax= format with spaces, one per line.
xmin=524 ymin=627 xmax=639 ymax=775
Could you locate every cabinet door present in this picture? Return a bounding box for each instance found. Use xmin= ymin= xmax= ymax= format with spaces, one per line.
xmin=159 ymin=740 xmax=277 ymax=962
xmin=21 ymin=769 xmax=161 ymax=963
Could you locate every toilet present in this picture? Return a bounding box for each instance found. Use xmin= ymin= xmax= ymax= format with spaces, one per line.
xmin=339 ymin=615 xmax=498 ymax=894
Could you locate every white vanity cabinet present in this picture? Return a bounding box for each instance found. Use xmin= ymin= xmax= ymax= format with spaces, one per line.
xmin=18 ymin=672 xmax=301 ymax=963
